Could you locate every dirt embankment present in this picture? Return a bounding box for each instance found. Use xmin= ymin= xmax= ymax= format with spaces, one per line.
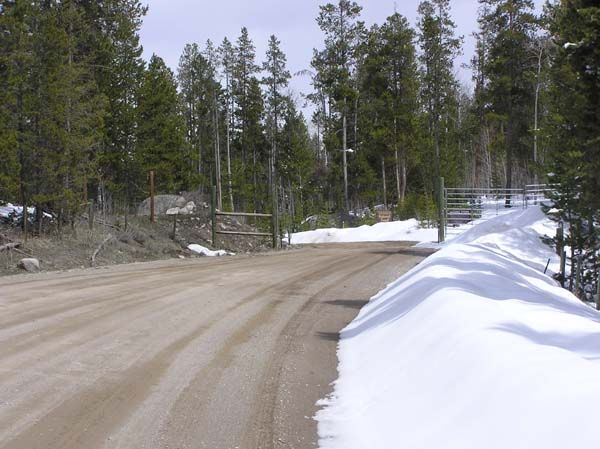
xmin=0 ymin=211 xmax=273 ymax=276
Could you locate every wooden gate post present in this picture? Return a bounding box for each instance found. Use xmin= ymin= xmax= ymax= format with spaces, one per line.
xmin=560 ymin=250 xmax=567 ymax=288
xmin=211 ymin=185 xmax=217 ymax=246
xmin=88 ymin=200 xmax=95 ymax=231
xmin=149 ymin=170 xmax=155 ymax=223
xmin=596 ymin=269 xmax=600 ymax=311
xmin=556 ymin=222 xmax=564 ymax=256
xmin=437 ymin=177 xmax=445 ymax=243
xmin=272 ymin=186 xmax=278 ymax=249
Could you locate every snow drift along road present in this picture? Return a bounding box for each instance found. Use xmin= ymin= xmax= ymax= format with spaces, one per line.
xmin=317 ymin=207 xmax=600 ymax=449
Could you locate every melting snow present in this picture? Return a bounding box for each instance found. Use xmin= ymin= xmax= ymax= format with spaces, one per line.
xmin=187 ymin=244 xmax=234 ymax=257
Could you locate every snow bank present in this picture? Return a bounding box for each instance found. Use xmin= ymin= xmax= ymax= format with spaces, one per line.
xmin=0 ymin=203 xmax=52 ymax=220
xmin=291 ymin=205 xmax=516 ymax=245
xmin=187 ymin=244 xmax=234 ymax=257
xmin=290 ymin=219 xmax=438 ymax=244
xmin=317 ymin=207 xmax=600 ymax=449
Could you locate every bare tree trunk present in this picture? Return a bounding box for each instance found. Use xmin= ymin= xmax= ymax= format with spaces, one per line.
xmin=395 ymin=149 xmax=402 ymax=205
xmin=533 ymin=45 xmax=543 ymax=186
xmin=226 ymin=107 xmax=233 ymax=211
xmin=342 ymin=107 xmax=349 ymax=213
xmin=213 ymin=102 xmax=222 ymax=210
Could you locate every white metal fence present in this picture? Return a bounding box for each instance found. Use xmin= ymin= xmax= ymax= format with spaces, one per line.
xmin=441 ymin=184 xmax=553 ymax=241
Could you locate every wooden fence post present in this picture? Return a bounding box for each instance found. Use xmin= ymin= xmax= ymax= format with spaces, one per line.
xmin=88 ymin=200 xmax=94 ymax=231
xmin=211 ymin=185 xmax=217 ymax=246
xmin=596 ymin=269 xmax=600 ymax=311
xmin=437 ymin=177 xmax=445 ymax=243
xmin=560 ymin=250 xmax=567 ymax=288
xmin=556 ymin=222 xmax=564 ymax=256
xmin=149 ymin=170 xmax=155 ymax=224
xmin=575 ymin=254 xmax=582 ymax=296
xmin=272 ymin=186 xmax=278 ymax=249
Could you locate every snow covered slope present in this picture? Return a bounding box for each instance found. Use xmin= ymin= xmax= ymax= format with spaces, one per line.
xmin=317 ymin=207 xmax=600 ymax=449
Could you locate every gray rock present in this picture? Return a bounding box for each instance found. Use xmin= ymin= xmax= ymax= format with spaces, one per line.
xmin=166 ymin=207 xmax=180 ymax=216
xmin=138 ymin=195 xmax=186 ymax=216
xmin=175 ymin=197 xmax=187 ymax=208
xmin=18 ymin=258 xmax=40 ymax=272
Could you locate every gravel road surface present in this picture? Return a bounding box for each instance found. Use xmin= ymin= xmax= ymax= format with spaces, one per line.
xmin=0 ymin=243 xmax=430 ymax=449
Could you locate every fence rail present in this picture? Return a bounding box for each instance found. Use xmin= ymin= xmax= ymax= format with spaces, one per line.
xmin=211 ymin=187 xmax=277 ymax=249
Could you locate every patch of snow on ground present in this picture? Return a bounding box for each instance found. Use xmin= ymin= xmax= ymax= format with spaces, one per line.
xmin=317 ymin=207 xmax=600 ymax=449
xmin=187 ymin=244 xmax=234 ymax=257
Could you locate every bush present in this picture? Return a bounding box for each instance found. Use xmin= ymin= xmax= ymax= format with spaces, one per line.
xmin=397 ymin=193 xmax=439 ymax=228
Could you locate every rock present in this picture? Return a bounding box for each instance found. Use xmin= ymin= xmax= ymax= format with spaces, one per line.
xmin=185 ymin=201 xmax=196 ymax=213
xmin=138 ymin=195 xmax=186 ymax=216
xmin=118 ymin=232 xmax=134 ymax=244
xmin=175 ymin=197 xmax=187 ymax=208
xmin=18 ymin=258 xmax=40 ymax=272
xmin=132 ymin=230 xmax=147 ymax=244
xmin=166 ymin=207 xmax=180 ymax=215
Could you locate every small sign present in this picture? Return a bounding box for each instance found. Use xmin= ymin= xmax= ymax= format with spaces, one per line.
xmin=376 ymin=210 xmax=392 ymax=223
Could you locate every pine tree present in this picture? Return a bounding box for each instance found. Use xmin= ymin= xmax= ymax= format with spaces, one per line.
xmin=315 ymin=0 xmax=364 ymax=212
xmin=238 ymin=77 xmax=267 ymax=212
xmin=545 ymin=0 xmax=600 ymax=297
xmin=368 ymin=13 xmax=419 ymax=205
xmin=219 ymin=37 xmax=235 ymax=210
xmin=137 ymin=55 xmax=187 ymax=194
xmin=202 ymin=39 xmax=227 ymax=210
xmin=417 ymin=0 xmax=462 ymax=191
xmin=261 ymin=34 xmax=291 ymax=209
xmin=92 ymin=0 xmax=147 ymax=210
xmin=232 ymin=27 xmax=260 ymax=210
xmin=0 ymin=0 xmax=31 ymax=202
xmin=233 ymin=27 xmax=259 ymax=166
xmin=478 ymin=0 xmax=538 ymax=204
xmin=177 ymin=42 xmax=220 ymax=192
xmin=279 ymin=97 xmax=315 ymax=228
xmin=34 ymin=0 xmax=105 ymax=221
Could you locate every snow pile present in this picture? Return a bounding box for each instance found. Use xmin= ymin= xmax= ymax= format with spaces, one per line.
xmin=187 ymin=244 xmax=234 ymax=257
xmin=317 ymin=207 xmax=600 ymax=449
xmin=290 ymin=219 xmax=438 ymax=244
xmin=291 ymin=205 xmax=517 ymax=245
xmin=0 ymin=203 xmax=52 ymax=220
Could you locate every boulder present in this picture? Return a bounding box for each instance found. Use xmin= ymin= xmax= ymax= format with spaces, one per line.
xmin=18 ymin=258 xmax=40 ymax=272
xmin=184 ymin=201 xmax=196 ymax=213
xmin=166 ymin=207 xmax=180 ymax=216
xmin=175 ymin=197 xmax=187 ymax=208
xmin=137 ymin=195 xmax=185 ymax=216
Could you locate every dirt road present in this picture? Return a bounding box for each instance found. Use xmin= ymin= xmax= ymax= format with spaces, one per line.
xmin=0 ymin=243 xmax=430 ymax=449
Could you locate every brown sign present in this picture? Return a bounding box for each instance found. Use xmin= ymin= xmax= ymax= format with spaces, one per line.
xmin=376 ymin=210 xmax=392 ymax=223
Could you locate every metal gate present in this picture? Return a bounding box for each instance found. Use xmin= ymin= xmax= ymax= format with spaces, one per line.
xmin=439 ymin=182 xmax=552 ymax=242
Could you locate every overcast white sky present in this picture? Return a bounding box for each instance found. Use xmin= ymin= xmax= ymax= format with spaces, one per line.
xmin=140 ymin=0 xmax=542 ymax=113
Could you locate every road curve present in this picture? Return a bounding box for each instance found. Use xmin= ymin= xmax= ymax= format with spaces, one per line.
xmin=0 ymin=242 xmax=430 ymax=449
